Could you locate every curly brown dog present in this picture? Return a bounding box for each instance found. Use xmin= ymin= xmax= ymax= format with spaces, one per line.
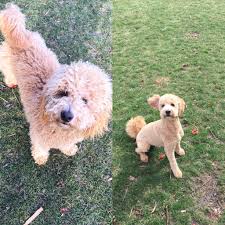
xmin=0 ymin=4 xmax=112 ymax=165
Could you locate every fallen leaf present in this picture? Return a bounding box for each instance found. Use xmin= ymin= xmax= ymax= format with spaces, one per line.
xmin=186 ymin=31 xmax=200 ymax=39
xmin=60 ymin=208 xmax=70 ymax=214
xmin=208 ymin=207 xmax=221 ymax=219
xmin=159 ymin=153 xmax=166 ymax=160
xmin=57 ymin=180 xmax=65 ymax=188
xmin=131 ymin=208 xmax=143 ymax=218
xmin=180 ymin=210 xmax=186 ymax=213
xmin=155 ymin=77 xmax=170 ymax=87
xmin=192 ymin=128 xmax=199 ymax=135
xmin=181 ymin=64 xmax=189 ymax=70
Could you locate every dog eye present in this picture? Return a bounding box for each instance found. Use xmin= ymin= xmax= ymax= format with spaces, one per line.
xmin=55 ymin=90 xmax=68 ymax=98
xmin=171 ymin=103 xmax=175 ymax=107
xmin=161 ymin=104 xmax=165 ymax=108
xmin=82 ymin=97 xmax=88 ymax=104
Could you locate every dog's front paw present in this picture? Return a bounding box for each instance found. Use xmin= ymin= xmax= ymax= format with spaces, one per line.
xmin=140 ymin=153 xmax=149 ymax=163
xmin=173 ymin=169 xmax=182 ymax=178
xmin=176 ymin=148 xmax=185 ymax=156
xmin=4 ymin=77 xmax=17 ymax=88
xmin=31 ymin=146 xmax=49 ymax=165
xmin=61 ymin=145 xmax=78 ymax=156
xmin=34 ymin=155 xmax=48 ymax=165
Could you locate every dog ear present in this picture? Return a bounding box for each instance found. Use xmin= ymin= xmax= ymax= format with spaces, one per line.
xmin=178 ymin=97 xmax=186 ymax=117
xmin=147 ymin=95 xmax=160 ymax=110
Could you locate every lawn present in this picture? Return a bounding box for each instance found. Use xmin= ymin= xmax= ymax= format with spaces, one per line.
xmin=0 ymin=0 xmax=111 ymax=224
xmin=113 ymin=0 xmax=225 ymax=224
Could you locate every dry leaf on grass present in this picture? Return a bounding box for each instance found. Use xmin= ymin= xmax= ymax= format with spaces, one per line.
xmin=60 ymin=207 xmax=70 ymax=214
xmin=130 ymin=208 xmax=143 ymax=218
xmin=159 ymin=153 xmax=166 ymax=160
xmin=192 ymin=128 xmax=199 ymax=135
xmin=186 ymin=32 xmax=200 ymax=39
xmin=155 ymin=77 xmax=170 ymax=87
xmin=181 ymin=64 xmax=189 ymax=70
xmin=208 ymin=207 xmax=222 ymax=219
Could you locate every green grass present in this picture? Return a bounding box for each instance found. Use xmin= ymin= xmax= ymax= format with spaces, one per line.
xmin=0 ymin=0 xmax=111 ymax=224
xmin=113 ymin=0 xmax=225 ymax=224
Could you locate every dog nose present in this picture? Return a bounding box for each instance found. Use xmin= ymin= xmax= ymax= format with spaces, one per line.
xmin=166 ymin=110 xmax=171 ymax=116
xmin=61 ymin=110 xmax=73 ymax=122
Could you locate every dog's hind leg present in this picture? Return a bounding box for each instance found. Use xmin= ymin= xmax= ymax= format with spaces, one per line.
xmin=135 ymin=141 xmax=150 ymax=163
xmin=0 ymin=42 xmax=17 ymax=88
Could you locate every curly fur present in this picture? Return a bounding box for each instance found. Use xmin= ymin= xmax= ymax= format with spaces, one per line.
xmin=0 ymin=4 xmax=112 ymax=165
xmin=126 ymin=116 xmax=146 ymax=139
xmin=126 ymin=94 xmax=186 ymax=178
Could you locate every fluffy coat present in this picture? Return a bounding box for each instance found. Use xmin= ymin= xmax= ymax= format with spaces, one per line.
xmin=0 ymin=4 xmax=112 ymax=165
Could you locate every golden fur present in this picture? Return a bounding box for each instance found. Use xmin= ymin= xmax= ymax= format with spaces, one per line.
xmin=126 ymin=94 xmax=186 ymax=178
xmin=0 ymin=4 xmax=112 ymax=165
xmin=125 ymin=116 xmax=146 ymax=139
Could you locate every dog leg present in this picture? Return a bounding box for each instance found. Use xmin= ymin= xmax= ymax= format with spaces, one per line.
xmin=0 ymin=42 xmax=17 ymax=88
xmin=175 ymin=142 xmax=185 ymax=156
xmin=60 ymin=144 xmax=79 ymax=156
xmin=135 ymin=141 xmax=150 ymax=163
xmin=164 ymin=143 xmax=182 ymax=178
xmin=31 ymin=143 xmax=49 ymax=165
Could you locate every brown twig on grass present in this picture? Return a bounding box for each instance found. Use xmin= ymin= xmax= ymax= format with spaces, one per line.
xmin=151 ymin=202 xmax=157 ymax=214
xmin=129 ymin=208 xmax=133 ymax=218
xmin=0 ymin=96 xmax=9 ymax=103
xmin=12 ymin=89 xmax=22 ymax=108
xmin=165 ymin=205 xmax=170 ymax=225
xmin=23 ymin=207 xmax=43 ymax=225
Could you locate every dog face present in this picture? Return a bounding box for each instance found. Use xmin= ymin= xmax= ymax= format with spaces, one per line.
xmin=43 ymin=62 xmax=112 ymax=137
xmin=147 ymin=94 xmax=186 ymax=119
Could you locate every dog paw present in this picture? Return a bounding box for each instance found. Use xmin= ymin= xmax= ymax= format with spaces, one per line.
xmin=7 ymin=83 xmax=17 ymax=88
xmin=4 ymin=77 xmax=17 ymax=88
xmin=173 ymin=169 xmax=182 ymax=178
xmin=62 ymin=145 xmax=78 ymax=156
xmin=34 ymin=155 xmax=48 ymax=165
xmin=140 ymin=154 xmax=148 ymax=163
xmin=176 ymin=148 xmax=185 ymax=156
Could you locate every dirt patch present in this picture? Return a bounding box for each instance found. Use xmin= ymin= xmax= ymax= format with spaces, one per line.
xmin=186 ymin=32 xmax=200 ymax=39
xmin=155 ymin=77 xmax=170 ymax=87
xmin=207 ymin=130 xmax=225 ymax=145
xmin=130 ymin=208 xmax=143 ymax=218
xmin=190 ymin=174 xmax=225 ymax=221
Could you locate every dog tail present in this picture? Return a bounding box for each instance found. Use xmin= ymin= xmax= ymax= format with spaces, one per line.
xmin=0 ymin=3 xmax=28 ymax=48
xmin=125 ymin=116 xmax=146 ymax=139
